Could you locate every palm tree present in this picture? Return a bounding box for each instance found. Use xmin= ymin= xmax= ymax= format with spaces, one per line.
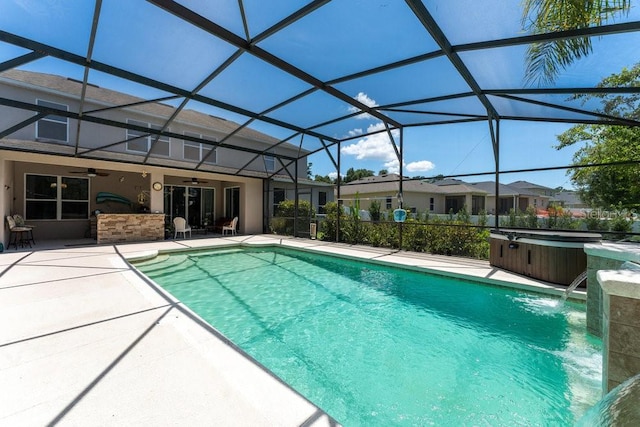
xmin=522 ymin=0 xmax=631 ymax=86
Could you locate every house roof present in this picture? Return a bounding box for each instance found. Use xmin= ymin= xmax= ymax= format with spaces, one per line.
xmin=1 ymin=69 xmax=282 ymax=146
xmin=507 ymin=180 xmax=554 ymax=191
xmin=468 ymin=181 xmax=547 ymax=197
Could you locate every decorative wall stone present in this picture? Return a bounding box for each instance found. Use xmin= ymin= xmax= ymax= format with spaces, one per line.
xmin=600 ymin=274 xmax=640 ymax=393
xmin=587 ymin=254 xmax=624 ymax=337
xmin=96 ymin=213 xmax=165 ymax=244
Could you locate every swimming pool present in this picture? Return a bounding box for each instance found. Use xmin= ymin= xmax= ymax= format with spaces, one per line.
xmin=134 ymin=246 xmax=602 ymax=426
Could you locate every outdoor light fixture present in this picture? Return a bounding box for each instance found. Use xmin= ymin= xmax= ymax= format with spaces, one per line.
xmin=87 ymin=168 xmax=97 ymax=177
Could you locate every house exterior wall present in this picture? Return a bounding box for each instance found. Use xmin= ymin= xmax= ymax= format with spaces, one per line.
xmin=0 ymin=76 xmax=306 ymax=180
xmin=0 ymin=72 xmax=317 ymax=243
xmin=339 ymin=191 xmax=446 ymax=215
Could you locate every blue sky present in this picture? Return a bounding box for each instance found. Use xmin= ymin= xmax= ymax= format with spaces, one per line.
xmin=1 ymin=0 xmax=639 ymax=190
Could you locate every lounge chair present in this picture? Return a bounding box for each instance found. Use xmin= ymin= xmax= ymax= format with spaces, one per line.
xmin=222 ymin=216 xmax=238 ymax=235
xmin=173 ymin=217 xmax=192 ymax=239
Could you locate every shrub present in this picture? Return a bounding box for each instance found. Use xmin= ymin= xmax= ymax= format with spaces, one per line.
xmin=271 ymin=199 xmax=314 ymax=236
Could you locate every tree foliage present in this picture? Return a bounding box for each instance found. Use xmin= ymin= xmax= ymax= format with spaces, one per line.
xmin=344 ymin=167 xmax=374 ymax=183
xmin=521 ymin=0 xmax=630 ymax=86
xmin=555 ymin=63 xmax=640 ymax=209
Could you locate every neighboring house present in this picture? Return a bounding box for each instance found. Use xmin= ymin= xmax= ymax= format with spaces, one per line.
xmin=337 ymin=175 xmax=553 ymax=216
xmin=0 ymin=70 xmax=310 ymax=242
xmin=467 ymin=181 xmax=551 ymax=214
xmin=553 ymin=190 xmax=588 ymax=209
xmin=508 ymin=180 xmax=555 ymax=197
xmin=339 ymin=174 xmax=487 ymax=215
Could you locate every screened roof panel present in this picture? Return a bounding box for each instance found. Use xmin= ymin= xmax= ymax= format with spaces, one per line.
xmin=487 ymin=95 xmax=604 ymax=122
xmin=241 ymin=0 xmax=316 ymax=39
xmin=175 ymin=0 xmax=246 ymax=38
xmin=0 ymin=0 xmax=94 ymax=56
xmin=243 ymin=119 xmax=300 ymax=145
xmin=383 ymin=111 xmax=484 ymax=127
xmin=84 ymin=69 xmax=180 ymax=105
xmin=256 ymin=0 xmax=440 ymax=81
xmin=264 ymin=90 xmax=353 ymax=129
xmin=383 ymin=96 xmax=488 ymax=118
xmin=421 ymin=0 xmax=526 ymax=45
xmin=309 ymin=116 xmax=385 ymax=142
xmin=198 ymin=53 xmax=312 ymax=113
xmin=0 ymin=42 xmax=30 ymax=63
xmin=16 ymin=57 xmax=88 ymax=83
xmin=93 ymin=1 xmax=238 ymax=90
xmin=332 ymin=56 xmax=473 ymax=106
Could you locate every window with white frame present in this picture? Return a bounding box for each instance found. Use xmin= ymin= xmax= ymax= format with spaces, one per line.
xmin=150 ymin=124 xmax=170 ymax=156
xmin=126 ymin=120 xmax=169 ymax=155
xmin=183 ymin=132 xmax=217 ymax=163
xmin=264 ymin=154 xmax=275 ymax=171
xmin=25 ymin=174 xmax=89 ymax=220
xmin=429 ymin=197 xmax=435 ymax=211
xmin=36 ymin=99 xmax=68 ymax=142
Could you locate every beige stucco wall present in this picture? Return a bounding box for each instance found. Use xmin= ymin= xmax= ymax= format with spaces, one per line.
xmin=1 ymin=150 xmax=266 ymax=242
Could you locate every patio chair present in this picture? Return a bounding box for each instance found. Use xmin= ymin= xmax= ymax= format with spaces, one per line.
xmin=222 ymin=216 xmax=238 ymax=236
xmin=13 ymin=214 xmax=35 ymax=245
xmin=173 ymin=216 xmax=191 ymax=239
xmin=6 ymin=215 xmax=34 ymax=249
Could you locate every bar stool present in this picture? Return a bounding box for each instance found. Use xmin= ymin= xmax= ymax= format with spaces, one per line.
xmin=6 ymin=216 xmax=33 ymax=249
xmin=13 ymin=214 xmax=35 ymax=245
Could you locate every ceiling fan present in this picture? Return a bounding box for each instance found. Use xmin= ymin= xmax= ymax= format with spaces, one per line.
xmin=70 ymin=168 xmax=109 ymax=177
xmin=183 ymin=177 xmax=208 ymax=185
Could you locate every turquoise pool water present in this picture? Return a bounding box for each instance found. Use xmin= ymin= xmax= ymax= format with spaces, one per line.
xmin=135 ymin=247 xmax=602 ymax=426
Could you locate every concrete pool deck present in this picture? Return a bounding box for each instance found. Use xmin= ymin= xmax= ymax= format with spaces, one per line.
xmin=0 ymin=235 xmax=583 ymax=426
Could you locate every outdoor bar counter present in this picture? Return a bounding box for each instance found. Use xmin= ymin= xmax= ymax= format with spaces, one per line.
xmin=490 ymin=229 xmax=602 ymax=285
xmin=96 ymin=213 xmax=165 ymax=244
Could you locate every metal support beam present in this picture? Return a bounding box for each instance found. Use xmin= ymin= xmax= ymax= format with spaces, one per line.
xmin=487 ymin=115 xmax=500 ymax=229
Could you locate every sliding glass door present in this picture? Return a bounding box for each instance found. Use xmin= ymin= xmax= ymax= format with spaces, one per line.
xmin=164 ymin=186 xmax=215 ymax=227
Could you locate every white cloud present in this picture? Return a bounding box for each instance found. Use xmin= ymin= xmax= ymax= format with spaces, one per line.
xmin=328 ymin=171 xmax=339 ymax=180
xmin=341 ymin=122 xmax=435 ymax=175
xmin=342 ymin=122 xmax=401 ymax=172
xmin=348 ymin=128 xmax=363 ymax=137
xmin=406 ymin=160 xmax=436 ymax=172
xmin=348 ymin=92 xmax=378 ymax=119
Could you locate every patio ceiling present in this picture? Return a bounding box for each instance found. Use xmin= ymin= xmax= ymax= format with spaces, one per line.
xmin=0 ymin=0 xmax=639 ymax=179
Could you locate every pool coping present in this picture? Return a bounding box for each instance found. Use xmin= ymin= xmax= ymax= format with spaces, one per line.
xmin=0 ymin=234 xmax=585 ymax=426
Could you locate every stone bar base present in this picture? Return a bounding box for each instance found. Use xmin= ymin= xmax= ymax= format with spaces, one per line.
xmin=97 ymin=213 xmax=165 ymax=244
xmin=599 ymin=270 xmax=640 ymax=393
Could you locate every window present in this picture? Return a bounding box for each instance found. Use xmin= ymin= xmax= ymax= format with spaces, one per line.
xmin=318 ymin=191 xmax=327 ymax=214
xmin=386 ymin=197 xmax=392 ymax=210
xmin=151 ymin=124 xmax=170 ymax=157
xmin=273 ymin=188 xmax=286 ymax=214
xmin=126 ymin=120 xmax=170 ymax=155
xmin=36 ymin=99 xmax=68 ymax=142
xmin=25 ymin=174 xmax=89 ymax=220
xmin=429 ymin=197 xmax=435 ymax=211
xmin=264 ymin=155 xmax=275 ymax=172
xmin=184 ymin=132 xmax=217 ymax=163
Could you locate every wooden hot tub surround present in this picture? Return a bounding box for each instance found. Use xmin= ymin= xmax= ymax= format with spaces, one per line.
xmin=490 ymin=229 xmax=601 ymax=285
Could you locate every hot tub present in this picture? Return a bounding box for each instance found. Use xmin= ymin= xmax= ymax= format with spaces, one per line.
xmin=490 ymin=229 xmax=601 ymax=285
